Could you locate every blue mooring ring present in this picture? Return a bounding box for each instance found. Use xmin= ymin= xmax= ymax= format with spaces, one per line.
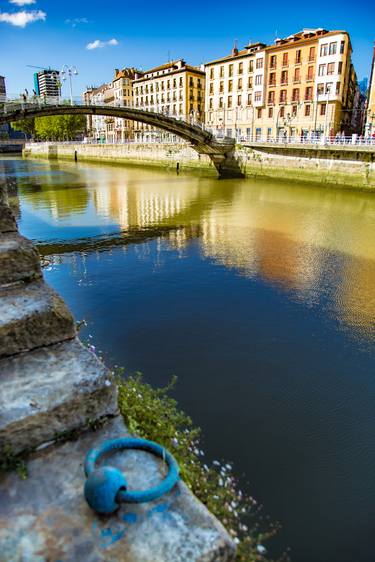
xmin=84 ymin=438 xmax=180 ymax=514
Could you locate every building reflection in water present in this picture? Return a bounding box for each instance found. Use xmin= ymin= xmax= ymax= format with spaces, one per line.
xmin=16 ymin=160 xmax=375 ymax=339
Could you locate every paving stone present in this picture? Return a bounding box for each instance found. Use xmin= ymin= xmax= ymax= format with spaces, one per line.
xmin=0 ymin=280 xmax=75 ymax=358
xmin=0 ymin=232 xmax=41 ymax=284
xmin=0 ymin=338 xmax=118 ymax=454
xmin=0 ymin=417 xmax=236 ymax=562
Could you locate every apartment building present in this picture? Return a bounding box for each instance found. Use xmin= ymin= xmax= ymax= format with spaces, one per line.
xmin=132 ymin=59 xmax=205 ymax=140
xmin=0 ymin=75 xmax=6 ymax=102
xmin=34 ymin=69 xmax=60 ymax=98
xmin=83 ymin=84 xmax=109 ymax=141
xmin=365 ymin=43 xmax=375 ymax=136
xmin=205 ymin=28 xmax=359 ymax=140
xmin=110 ymin=67 xmax=139 ymax=142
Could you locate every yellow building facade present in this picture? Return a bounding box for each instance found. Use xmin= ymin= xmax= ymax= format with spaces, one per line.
xmin=205 ymin=28 xmax=358 ymax=141
xmin=365 ymin=44 xmax=375 ymax=136
xmin=132 ymin=59 xmax=205 ymax=140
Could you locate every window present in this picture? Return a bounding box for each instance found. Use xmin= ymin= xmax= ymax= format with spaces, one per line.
xmin=318 ymin=64 xmax=326 ymax=76
xmin=237 ymin=95 xmax=242 ymax=106
xmin=256 ymin=57 xmax=263 ymax=69
xmin=268 ymin=107 xmax=273 ymax=118
xmin=292 ymin=105 xmax=297 ymax=116
xmin=247 ymin=93 xmax=252 ymax=104
xmin=280 ymin=106 xmax=285 ymax=118
xmin=238 ymin=78 xmax=243 ymax=89
xmin=249 ymin=60 xmax=254 ymax=72
xmin=267 ymin=127 xmax=272 ymax=139
xmin=340 ymin=40 xmax=345 ymax=54
xmin=327 ymin=62 xmax=335 ymax=75
xmin=227 ymin=96 xmax=232 ymax=108
xmin=295 ymin=49 xmax=301 ymax=63
xmin=279 ymin=89 xmax=287 ymax=103
xmin=292 ymin=88 xmax=299 ymax=101
xmin=229 ymin=64 xmax=233 ymax=77
xmin=254 ymin=91 xmax=261 ymax=102
xmin=336 ymin=82 xmax=341 ymax=95
xmin=294 ymin=68 xmax=300 ymax=82
xmin=281 ymin=70 xmax=288 ymax=85
xmin=248 ymin=76 xmax=253 ymax=88
xmin=282 ymin=52 xmax=288 ymax=66
xmin=209 ymin=98 xmax=213 ymax=109
xmin=219 ymin=81 xmax=224 ymax=93
xmin=305 ymin=86 xmax=313 ymax=100
xmin=317 ymin=83 xmax=324 ymax=95
xmin=219 ymin=97 xmax=223 ymax=108
xmin=179 ymin=77 xmax=183 ymax=87
xmin=255 ymin=75 xmax=262 ymax=86
xmin=228 ymin=80 xmax=233 ymax=92
xmin=338 ymin=62 xmax=343 ymax=74
xmin=325 ymin=82 xmax=333 ymax=94
xmin=255 ymin=128 xmax=262 ymax=140
xmin=268 ymin=91 xmax=275 ymax=103
xmin=329 ymin=42 xmax=337 ymax=55
xmin=210 ymin=68 xmax=214 ymax=79
xmin=320 ymin=104 xmax=326 ymax=116
xmin=320 ymin=43 xmax=328 ymax=56
xmin=257 ymin=108 xmax=262 ymax=118
xmin=270 ymin=55 xmax=277 ymax=69
xmin=307 ymin=66 xmax=314 ymax=80
xmin=220 ymin=66 xmax=224 ymax=78
xmin=309 ymin=46 xmax=315 ymax=61
xmin=209 ymin=83 xmax=213 ymax=94
xmin=305 ymin=105 xmax=311 ymax=116
xmin=269 ymin=72 xmax=276 ymax=86
xmin=238 ymin=62 xmax=243 ymax=74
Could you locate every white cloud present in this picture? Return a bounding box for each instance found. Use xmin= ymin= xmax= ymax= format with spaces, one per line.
xmin=9 ymin=0 xmax=36 ymax=5
xmin=86 ymin=38 xmax=119 ymax=50
xmin=65 ymin=17 xmax=88 ymax=27
xmin=0 ymin=9 xmax=46 ymax=27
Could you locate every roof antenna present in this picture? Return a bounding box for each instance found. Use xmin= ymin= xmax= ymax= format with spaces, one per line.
xmin=232 ymin=39 xmax=238 ymax=56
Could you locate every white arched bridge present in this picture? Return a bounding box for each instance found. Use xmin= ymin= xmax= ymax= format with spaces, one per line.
xmin=0 ymin=100 xmax=244 ymax=178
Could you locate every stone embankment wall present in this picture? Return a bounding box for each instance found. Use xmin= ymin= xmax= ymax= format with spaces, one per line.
xmin=24 ymin=141 xmax=375 ymax=189
xmin=0 ymin=180 xmax=235 ymax=561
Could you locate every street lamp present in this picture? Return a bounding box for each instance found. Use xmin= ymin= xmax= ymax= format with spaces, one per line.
xmin=61 ymin=65 xmax=78 ymax=105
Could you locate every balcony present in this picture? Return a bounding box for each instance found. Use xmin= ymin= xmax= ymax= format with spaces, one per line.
xmin=281 ymin=81 xmax=288 ymax=86
xmin=292 ymin=97 xmax=300 ymax=103
xmin=293 ymin=78 xmax=301 ymax=84
xmin=304 ymin=96 xmax=313 ymax=101
xmin=267 ymin=100 xmax=275 ymax=106
xmin=270 ymin=64 xmax=277 ymax=70
xmin=268 ymin=81 xmax=276 ymax=87
xmin=294 ymin=59 xmax=302 ymax=65
xmin=306 ymin=75 xmax=314 ymax=82
xmin=308 ymin=56 xmax=316 ymax=62
xmin=279 ymin=98 xmax=287 ymax=105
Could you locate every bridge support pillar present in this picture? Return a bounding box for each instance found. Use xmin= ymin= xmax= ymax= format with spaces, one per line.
xmin=210 ymin=151 xmax=245 ymax=179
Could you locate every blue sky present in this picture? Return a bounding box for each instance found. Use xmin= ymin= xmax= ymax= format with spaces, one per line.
xmin=0 ymin=0 xmax=374 ymax=97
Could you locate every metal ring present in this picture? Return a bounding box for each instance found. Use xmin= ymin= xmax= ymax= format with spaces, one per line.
xmin=84 ymin=437 xmax=180 ymax=504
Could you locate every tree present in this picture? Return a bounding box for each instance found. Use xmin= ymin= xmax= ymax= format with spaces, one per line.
xmin=34 ymin=114 xmax=86 ymax=141
xmin=12 ymin=118 xmax=36 ymax=137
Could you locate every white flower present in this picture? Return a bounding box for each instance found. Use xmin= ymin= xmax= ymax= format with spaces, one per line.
xmin=257 ymin=545 xmax=267 ymax=555
xmin=213 ymin=460 xmax=220 ymax=466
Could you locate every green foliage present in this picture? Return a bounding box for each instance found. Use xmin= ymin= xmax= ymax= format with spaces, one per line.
xmin=11 ymin=114 xmax=85 ymax=140
xmin=0 ymin=444 xmax=28 ymax=480
xmin=34 ymin=114 xmax=86 ymax=141
xmin=117 ymin=372 xmax=287 ymax=562
xmin=12 ymin=118 xmax=35 ymax=136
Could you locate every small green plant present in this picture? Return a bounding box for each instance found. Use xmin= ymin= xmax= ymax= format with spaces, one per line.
xmin=0 ymin=444 xmax=28 ymax=480
xmin=117 ymin=371 xmax=287 ymax=562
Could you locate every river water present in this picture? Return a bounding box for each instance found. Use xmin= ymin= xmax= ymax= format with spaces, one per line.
xmin=2 ymin=156 xmax=375 ymax=562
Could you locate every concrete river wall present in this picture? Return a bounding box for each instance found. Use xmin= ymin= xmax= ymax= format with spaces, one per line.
xmin=24 ymin=141 xmax=375 ymax=190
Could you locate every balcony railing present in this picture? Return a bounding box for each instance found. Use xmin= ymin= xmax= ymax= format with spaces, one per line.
xmin=293 ymin=78 xmax=301 ymax=84
xmin=269 ymin=81 xmax=276 ymax=87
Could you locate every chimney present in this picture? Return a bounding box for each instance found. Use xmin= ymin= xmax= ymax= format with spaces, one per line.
xmin=232 ymin=40 xmax=238 ymax=56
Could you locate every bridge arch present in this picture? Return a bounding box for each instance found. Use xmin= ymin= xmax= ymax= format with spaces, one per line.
xmin=0 ymin=103 xmax=244 ymax=178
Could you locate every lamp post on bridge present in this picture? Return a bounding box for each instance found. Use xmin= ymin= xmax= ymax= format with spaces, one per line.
xmin=61 ymin=65 xmax=79 ymax=105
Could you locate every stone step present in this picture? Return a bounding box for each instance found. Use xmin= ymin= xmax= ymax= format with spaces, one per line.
xmin=0 ymin=203 xmax=17 ymax=233
xmin=0 ymin=417 xmax=235 ymax=562
xmin=0 ymin=232 xmax=41 ymax=285
xmin=0 ymin=279 xmax=75 ymax=358
xmin=0 ymin=338 xmax=118 ymax=455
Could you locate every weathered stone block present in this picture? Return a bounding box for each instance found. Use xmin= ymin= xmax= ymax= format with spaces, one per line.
xmin=0 ymin=417 xmax=236 ymax=561
xmin=0 ymin=232 xmax=41 ymax=284
xmin=0 ymin=338 xmax=118 ymax=454
xmin=0 ymin=204 xmax=17 ymax=233
xmin=0 ymin=280 xmax=75 ymax=358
